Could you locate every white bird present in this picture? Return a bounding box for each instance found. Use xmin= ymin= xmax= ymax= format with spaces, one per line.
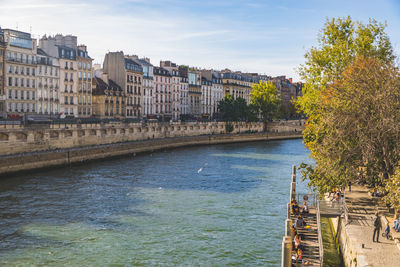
xmin=198 ymin=167 xmax=203 ymax=173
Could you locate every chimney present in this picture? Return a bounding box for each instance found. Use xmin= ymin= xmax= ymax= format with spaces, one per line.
xmin=101 ymin=73 xmax=109 ymax=84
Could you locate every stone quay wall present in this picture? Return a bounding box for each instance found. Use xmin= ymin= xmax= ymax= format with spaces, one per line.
xmin=0 ymin=120 xmax=304 ymax=176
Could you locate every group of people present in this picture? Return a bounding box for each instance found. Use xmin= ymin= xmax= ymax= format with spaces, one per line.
xmin=291 ymin=198 xmax=309 ymax=215
xmin=291 ymin=208 xmax=309 ymax=265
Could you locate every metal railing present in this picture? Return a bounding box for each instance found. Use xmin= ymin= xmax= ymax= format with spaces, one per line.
xmin=317 ymin=201 xmax=324 ymax=267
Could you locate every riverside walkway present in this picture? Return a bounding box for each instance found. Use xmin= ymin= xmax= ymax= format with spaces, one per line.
xmin=343 ymin=184 xmax=400 ymax=267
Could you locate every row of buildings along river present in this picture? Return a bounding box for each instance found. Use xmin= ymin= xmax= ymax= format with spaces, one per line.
xmin=0 ymin=27 xmax=303 ymax=122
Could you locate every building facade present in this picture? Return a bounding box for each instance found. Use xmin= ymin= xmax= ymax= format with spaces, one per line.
xmin=153 ymin=66 xmax=172 ymax=121
xmin=160 ymin=61 xmax=181 ymax=121
xmin=201 ymin=77 xmax=212 ymax=118
xmin=36 ymin=48 xmax=60 ymax=116
xmin=3 ymin=29 xmax=37 ymax=119
xmin=134 ymin=57 xmax=154 ymax=118
xmin=221 ymin=70 xmax=257 ymax=105
xmin=103 ymin=52 xmax=143 ymax=119
xmin=76 ymin=45 xmax=93 ymax=117
xmin=211 ymin=71 xmax=223 ymax=118
xmin=188 ymin=69 xmax=201 ymax=117
xmin=92 ymin=74 xmax=124 ymax=118
xmin=0 ymin=28 xmax=7 ymax=118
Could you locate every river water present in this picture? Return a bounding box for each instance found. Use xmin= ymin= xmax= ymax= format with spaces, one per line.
xmin=0 ymin=139 xmax=312 ymax=266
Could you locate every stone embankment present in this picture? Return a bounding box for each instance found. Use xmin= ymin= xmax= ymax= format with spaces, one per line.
xmin=0 ymin=120 xmax=303 ymax=176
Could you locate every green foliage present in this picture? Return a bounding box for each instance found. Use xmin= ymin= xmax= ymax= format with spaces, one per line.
xmin=225 ymin=122 xmax=234 ymax=133
xmin=296 ymin=16 xmax=398 ymax=194
xmin=250 ymin=81 xmax=281 ymax=122
xmin=217 ymin=95 xmax=258 ymax=122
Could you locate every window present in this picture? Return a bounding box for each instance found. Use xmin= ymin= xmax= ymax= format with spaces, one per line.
xmin=8 ymin=89 xmax=11 ymax=99
xmin=70 ymin=96 xmax=73 ymax=104
xmin=65 ymin=96 xmax=68 ymax=104
xmin=8 ymin=65 xmax=11 ymax=73
xmin=65 ymin=62 xmax=68 ymax=68
xmin=8 ymin=77 xmax=12 ymax=86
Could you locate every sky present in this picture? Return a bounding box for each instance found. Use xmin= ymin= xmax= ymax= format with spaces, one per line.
xmin=0 ymin=0 xmax=399 ymax=81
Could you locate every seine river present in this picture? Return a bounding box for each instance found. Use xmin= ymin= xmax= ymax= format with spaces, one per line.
xmin=0 ymin=139 xmax=311 ymax=266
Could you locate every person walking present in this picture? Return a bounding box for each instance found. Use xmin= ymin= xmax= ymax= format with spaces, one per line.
xmin=372 ymin=212 xmax=382 ymax=242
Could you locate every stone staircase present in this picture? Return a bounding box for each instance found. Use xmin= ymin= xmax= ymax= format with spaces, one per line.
xmin=290 ymin=208 xmax=322 ymax=266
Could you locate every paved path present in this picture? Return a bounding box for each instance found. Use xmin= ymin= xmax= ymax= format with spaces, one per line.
xmin=344 ymin=185 xmax=400 ymax=267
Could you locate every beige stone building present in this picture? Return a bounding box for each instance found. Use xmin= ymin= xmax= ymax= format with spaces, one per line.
xmin=77 ymin=45 xmax=93 ymax=117
xmin=92 ymin=74 xmax=124 ymax=118
xmin=2 ymin=29 xmax=37 ymax=119
xmin=36 ymin=48 xmax=60 ymax=116
xmin=103 ymin=52 xmax=143 ymax=119
xmin=221 ymin=70 xmax=257 ymax=105
xmin=39 ymin=34 xmax=92 ymax=118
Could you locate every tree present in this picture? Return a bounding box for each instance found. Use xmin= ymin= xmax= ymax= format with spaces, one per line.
xmin=250 ymin=81 xmax=281 ymax=128
xmin=218 ymin=95 xmax=235 ymax=121
xmin=295 ymin=16 xmax=396 ymax=193
xmin=300 ymin=57 xmax=400 ymax=193
xmin=217 ymin=96 xmax=258 ymax=122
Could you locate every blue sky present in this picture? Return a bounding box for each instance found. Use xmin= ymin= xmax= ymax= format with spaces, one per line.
xmin=0 ymin=0 xmax=399 ymax=80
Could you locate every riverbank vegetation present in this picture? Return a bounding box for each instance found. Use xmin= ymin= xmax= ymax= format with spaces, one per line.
xmin=296 ymin=16 xmax=400 ymax=209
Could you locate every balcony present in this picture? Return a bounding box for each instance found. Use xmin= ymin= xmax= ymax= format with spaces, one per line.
xmin=70 ymin=78 xmax=73 ymax=82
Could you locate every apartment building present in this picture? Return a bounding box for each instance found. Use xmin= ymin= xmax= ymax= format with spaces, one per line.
xmin=201 ymin=77 xmax=212 ymax=118
xmin=160 ymin=61 xmax=180 ymax=121
xmin=188 ymin=68 xmax=201 ymax=117
xmin=179 ymin=71 xmax=189 ymax=119
xmin=153 ymin=66 xmax=172 ymax=121
xmin=3 ymin=29 xmax=37 ymax=118
xmin=221 ymin=70 xmax=257 ymax=105
xmin=134 ymin=57 xmax=154 ymax=118
xmin=0 ymin=28 xmax=7 ymax=117
xmin=36 ymin=48 xmax=60 ymax=116
xmin=92 ymin=73 xmax=124 ymax=118
xmin=76 ymin=45 xmax=93 ymax=117
xmin=103 ymin=52 xmax=143 ymax=119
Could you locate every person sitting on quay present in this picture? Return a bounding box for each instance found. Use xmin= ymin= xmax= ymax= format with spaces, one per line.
xmin=394 ymin=215 xmax=400 ymax=232
xmin=291 ymin=199 xmax=300 ymax=215
xmin=293 ymin=233 xmax=302 ymax=249
xmin=295 ymin=215 xmax=307 ymax=228
xmin=302 ymin=201 xmax=309 ymax=214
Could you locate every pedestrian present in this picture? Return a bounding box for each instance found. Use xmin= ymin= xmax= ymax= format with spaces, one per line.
xmin=372 ymin=212 xmax=382 ymax=242
xmin=348 ymin=181 xmax=352 ymax=192
xmin=385 ymin=223 xmax=390 ymax=239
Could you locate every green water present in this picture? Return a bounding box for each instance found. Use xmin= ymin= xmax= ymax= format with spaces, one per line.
xmin=0 ymin=139 xmax=311 ymax=266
